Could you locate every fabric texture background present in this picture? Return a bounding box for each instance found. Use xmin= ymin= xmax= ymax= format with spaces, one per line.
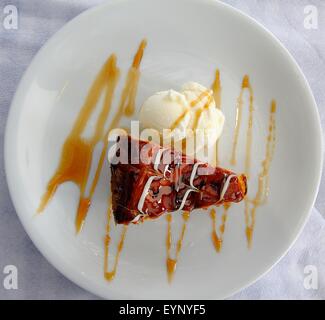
xmin=0 ymin=0 xmax=324 ymax=299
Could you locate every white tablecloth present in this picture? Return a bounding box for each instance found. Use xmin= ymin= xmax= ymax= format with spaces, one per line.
xmin=0 ymin=0 xmax=324 ymax=299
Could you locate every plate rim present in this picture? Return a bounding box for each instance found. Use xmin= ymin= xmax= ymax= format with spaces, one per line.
xmin=4 ymin=0 xmax=324 ymax=299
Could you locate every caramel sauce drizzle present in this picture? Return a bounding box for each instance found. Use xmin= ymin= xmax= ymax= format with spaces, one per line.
xmin=211 ymin=69 xmax=221 ymax=109
xmin=170 ymin=89 xmax=212 ymax=132
xmin=170 ymin=109 xmax=190 ymax=131
xmin=230 ymin=75 xmax=254 ymax=180
xmin=163 ymin=88 xmax=212 ymax=281
xmin=209 ymin=72 xmax=276 ymax=251
xmin=211 ymin=69 xmax=221 ymax=166
xmin=37 ymin=40 xmax=147 ymax=236
xmin=118 ymin=39 xmax=147 ymax=117
xmin=166 ymin=212 xmax=190 ymax=283
xmin=245 ymin=101 xmax=276 ymax=247
xmin=228 ymin=75 xmax=277 ymax=247
xmin=210 ymin=204 xmax=230 ymax=252
xmin=37 ymin=54 xmax=120 ymax=228
xmin=192 ymin=95 xmax=213 ymax=131
xmin=189 ymin=90 xmax=211 ymax=108
xmin=102 ymin=41 xmax=146 ymax=280
xmin=104 ymin=198 xmax=128 ymax=281
xmin=36 ymin=36 xmax=277 ymax=283
xmin=209 ymin=69 xmax=231 ymax=252
xmin=76 ymin=39 xmax=147 ymax=232
xmin=36 ymin=40 xmax=147 ymax=282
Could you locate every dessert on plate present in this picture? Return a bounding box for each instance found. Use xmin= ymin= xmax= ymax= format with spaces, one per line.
xmin=139 ymin=81 xmax=225 ymax=155
xmin=110 ymin=135 xmax=247 ymax=224
xmin=35 ymin=39 xmax=277 ymax=284
xmin=110 ymin=82 xmax=247 ymax=225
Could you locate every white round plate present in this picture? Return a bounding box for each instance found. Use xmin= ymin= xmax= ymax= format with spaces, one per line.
xmin=5 ymin=0 xmax=323 ymax=299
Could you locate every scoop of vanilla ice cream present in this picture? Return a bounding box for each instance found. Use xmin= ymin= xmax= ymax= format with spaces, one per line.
xmin=181 ymin=81 xmax=215 ymax=109
xmin=139 ymin=82 xmax=225 ymax=154
xmin=181 ymin=82 xmax=225 ymax=149
xmin=139 ymin=89 xmax=191 ymax=142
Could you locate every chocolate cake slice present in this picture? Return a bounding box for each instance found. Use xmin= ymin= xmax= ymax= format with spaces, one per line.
xmin=110 ymin=136 xmax=247 ymax=224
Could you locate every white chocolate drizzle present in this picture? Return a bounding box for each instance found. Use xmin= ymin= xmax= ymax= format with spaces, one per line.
xmin=131 ymin=213 xmax=143 ymax=223
xmin=153 ymin=148 xmax=166 ymax=171
xmin=137 ymin=176 xmax=158 ymax=214
xmin=163 ymin=164 xmax=170 ymax=177
xmin=189 ymin=162 xmax=203 ymax=189
xmin=175 ymin=164 xmax=181 ymax=192
xmin=177 ymin=188 xmax=198 ymax=211
xmin=219 ymin=174 xmax=236 ymax=201
xmin=136 ymin=146 xmax=238 ymax=217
